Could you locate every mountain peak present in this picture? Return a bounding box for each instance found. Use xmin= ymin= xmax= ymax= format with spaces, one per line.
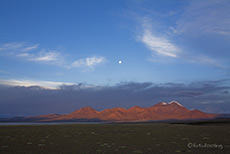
xmin=72 ymin=106 xmax=98 ymax=114
xmin=168 ymin=101 xmax=183 ymax=107
xmin=153 ymin=101 xmax=183 ymax=107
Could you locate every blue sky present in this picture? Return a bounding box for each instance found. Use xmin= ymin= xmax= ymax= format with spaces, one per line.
xmin=0 ymin=0 xmax=230 ymax=116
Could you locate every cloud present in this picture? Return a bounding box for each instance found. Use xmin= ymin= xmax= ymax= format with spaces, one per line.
xmin=186 ymin=55 xmax=226 ymax=68
xmin=137 ymin=19 xmax=181 ymax=58
xmin=0 ymin=42 xmax=106 ymax=70
xmin=0 ymin=79 xmax=229 ymax=116
xmin=0 ymin=42 xmax=25 ymax=51
xmin=0 ymin=42 xmax=40 ymax=58
xmin=29 ymin=51 xmax=62 ymax=62
xmin=0 ymin=42 xmax=39 ymax=52
xmin=16 ymin=49 xmax=66 ymax=65
xmin=140 ymin=28 xmax=180 ymax=58
xmin=181 ymin=53 xmax=227 ymax=69
xmin=137 ymin=19 xmax=222 ymax=67
xmin=175 ymin=91 xmax=204 ymax=97
xmin=175 ymin=0 xmax=230 ymax=36
xmin=22 ymin=44 xmax=39 ymax=52
xmin=0 ymin=79 xmax=74 ymax=90
xmin=17 ymin=53 xmax=30 ymax=57
xmin=130 ymin=1 xmax=229 ymax=68
xmin=71 ymin=56 xmax=105 ymax=69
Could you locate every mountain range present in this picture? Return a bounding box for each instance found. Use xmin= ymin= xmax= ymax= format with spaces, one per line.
xmin=7 ymin=101 xmax=219 ymax=122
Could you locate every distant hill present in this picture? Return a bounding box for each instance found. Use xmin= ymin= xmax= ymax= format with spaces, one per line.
xmin=1 ymin=101 xmax=221 ymax=122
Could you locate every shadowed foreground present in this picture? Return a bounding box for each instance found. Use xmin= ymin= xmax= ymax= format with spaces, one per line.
xmin=0 ymin=123 xmax=229 ymax=154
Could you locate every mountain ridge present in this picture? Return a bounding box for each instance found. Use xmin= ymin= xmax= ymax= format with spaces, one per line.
xmin=26 ymin=101 xmax=219 ymax=122
xmin=0 ymin=101 xmax=221 ymax=122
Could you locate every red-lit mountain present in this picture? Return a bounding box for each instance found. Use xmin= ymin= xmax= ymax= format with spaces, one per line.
xmin=27 ymin=101 xmax=218 ymax=122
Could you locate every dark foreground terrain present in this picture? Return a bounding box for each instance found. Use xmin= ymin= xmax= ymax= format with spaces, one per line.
xmin=0 ymin=122 xmax=230 ymax=154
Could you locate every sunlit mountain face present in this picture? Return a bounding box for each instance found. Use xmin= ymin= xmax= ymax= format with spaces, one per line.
xmin=2 ymin=101 xmax=218 ymax=122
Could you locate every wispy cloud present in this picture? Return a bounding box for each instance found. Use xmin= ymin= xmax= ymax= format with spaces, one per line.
xmin=17 ymin=53 xmax=30 ymax=57
xmin=71 ymin=56 xmax=106 ymax=69
xmin=0 ymin=42 xmax=39 ymax=52
xmin=139 ymin=28 xmax=180 ymax=58
xmin=16 ymin=49 xmax=65 ymax=65
xmin=0 ymin=42 xmax=63 ymax=63
xmin=0 ymin=42 xmax=106 ymax=70
xmin=0 ymin=79 xmax=75 ymax=89
xmin=130 ymin=1 xmax=229 ymax=68
xmin=29 ymin=51 xmax=62 ymax=62
xmin=0 ymin=42 xmax=24 ymax=51
xmin=175 ymin=0 xmax=230 ymax=36
xmin=187 ymin=55 xmax=226 ymax=68
xmin=22 ymin=44 xmax=39 ymax=52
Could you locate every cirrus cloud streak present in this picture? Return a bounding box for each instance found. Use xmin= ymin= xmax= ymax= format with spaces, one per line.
xmin=0 ymin=42 xmax=106 ymax=70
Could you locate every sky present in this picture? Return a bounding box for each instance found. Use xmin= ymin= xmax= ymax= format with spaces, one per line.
xmin=0 ymin=0 xmax=230 ymax=117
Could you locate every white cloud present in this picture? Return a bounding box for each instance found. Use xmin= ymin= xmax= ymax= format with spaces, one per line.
xmin=0 ymin=79 xmax=75 ymax=90
xmin=138 ymin=19 xmax=181 ymax=59
xmin=0 ymin=79 xmax=98 ymax=90
xmin=17 ymin=53 xmax=30 ymax=57
xmin=140 ymin=29 xmax=180 ymax=58
xmin=71 ymin=56 xmax=105 ymax=69
xmin=0 ymin=42 xmax=106 ymax=70
xmin=137 ymin=5 xmax=226 ymax=68
xmin=29 ymin=51 xmax=62 ymax=62
xmin=0 ymin=42 xmax=39 ymax=52
xmin=15 ymin=49 xmax=65 ymax=65
xmin=23 ymin=44 xmax=39 ymax=52
xmin=0 ymin=42 xmax=25 ymax=51
xmin=138 ymin=24 xmax=226 ymax=67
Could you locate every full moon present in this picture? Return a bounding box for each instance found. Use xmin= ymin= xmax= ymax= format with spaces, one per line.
xmin=118 ymin=60 xmax=122 ymax=64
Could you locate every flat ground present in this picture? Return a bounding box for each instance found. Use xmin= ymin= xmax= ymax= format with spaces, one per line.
xmin=0 ymin=123 xmax=229 ymax=154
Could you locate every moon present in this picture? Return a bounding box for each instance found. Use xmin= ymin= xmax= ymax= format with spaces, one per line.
xmin=118 ymin=60 xmax=122 ymax=64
